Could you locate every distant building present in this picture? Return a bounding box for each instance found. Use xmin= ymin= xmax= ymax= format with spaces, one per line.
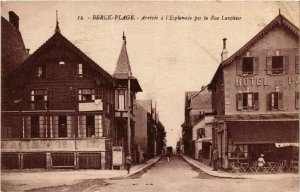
xmin=134 ymin=100 xmax=166 ymax=163
xmin=190 ymin=86 xmax=214 ymax=165
xmin=134 ymin=100 xmax=151 ymax=162
xmin=182 ymin=91 xmax=199 ymax=156
xmin=182 ymin=86 xmax=213 ymax=157
xmin=209 ymin=13 xmax=299 ymax=169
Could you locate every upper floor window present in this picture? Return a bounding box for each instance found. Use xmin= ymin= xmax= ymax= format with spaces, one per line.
xmin=36 ymin=65 xmax=51 ymax=78
xmin=242 ymin=57 xmax=253 ymax=75
xmin=38 ymin=66 xmax=44 ymax=77
xmin=270 ymin=92 xmax=284 ymax=110
xmin=236 ymin=57 xmax=258 ymax=76
xmin=77 ymin=63 xmax=91 ymax=77
xmin=266 ymin=55 xmax=289 ymax=75
xmin=118 ymin=93 xmax=125 ymax=111
xmin=31 ymin=89 xmax=48 ymax=101
xmin=78 ymin=63 xmax=83 ymax=76
xmin=272 ymin=56 xmax=284 ymax=74
xmin=236 ymin=92 xmax=259 ymax=111
xmin=78 ymin=89 xmax=95 ymax=101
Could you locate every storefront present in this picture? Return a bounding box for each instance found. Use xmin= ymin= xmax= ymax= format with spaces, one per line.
xmin=227 ymin=120 xmax=299 ymax=167
xmin=214 ymin=114 xmax=299 ymax=169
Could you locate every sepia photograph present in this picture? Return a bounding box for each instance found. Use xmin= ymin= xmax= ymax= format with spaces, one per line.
xmin=1 ymin=1 xmax=299 ymax=192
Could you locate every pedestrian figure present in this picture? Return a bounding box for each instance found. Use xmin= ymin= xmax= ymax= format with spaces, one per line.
xmin=257 ymin=154 xmax=266 ymax=172
xmin=166 ymin=150 xmax=171 ymax=162
xmin=212 ymin=148 xmax=218 ymax=171
xmin=125 ymin=154 xmax=132 ymax=174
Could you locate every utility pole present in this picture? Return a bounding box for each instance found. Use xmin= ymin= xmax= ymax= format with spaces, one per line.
xmin=127 ymin=74 xmax=131 ymax=155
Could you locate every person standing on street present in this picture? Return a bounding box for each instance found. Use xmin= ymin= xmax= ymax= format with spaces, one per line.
xmin=125 ymin=154 xmax=132 ymax=174
xmin=166 ymin=150 xmax=171 ymax=162
xmin=212 ymin=148 xmax=219 ymax=171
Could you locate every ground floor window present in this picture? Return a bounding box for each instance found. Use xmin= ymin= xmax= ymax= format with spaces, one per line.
xmin=78 ymin=115 xmax=103 ymax=138
xmin=30 ymin=116 xmax=39 ymax=138
xmin=3 ymin=114 xmax=104 ymax=139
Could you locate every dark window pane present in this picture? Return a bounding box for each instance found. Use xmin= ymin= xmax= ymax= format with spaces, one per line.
xmin=272 ymin=56 xmax=283 ymax=74
xmin=242 ymin=57 xmax=253 ymax=74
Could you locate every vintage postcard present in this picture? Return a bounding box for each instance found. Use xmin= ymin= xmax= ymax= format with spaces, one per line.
xmin=1 ymin=1 xmax=299 ymax=192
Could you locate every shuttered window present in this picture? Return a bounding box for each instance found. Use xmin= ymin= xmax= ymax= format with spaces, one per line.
xmin=236 ymin=92 xmax=259 ymax=111
xmin=237 ymin=57 xmax=259 ymax=76
xmin=270 ymin=92 xmax=284 ymax=110
xmin=266 ymin=56 xmax=289 ymax=75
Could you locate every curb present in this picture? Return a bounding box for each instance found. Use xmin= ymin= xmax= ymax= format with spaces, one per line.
xmin=180 ymin=155 xmax=299 ymax=179
xmin=128 ymin=156 xmax=163 ymax=177
xmin=179 ymin=155 xmax=243 ymax=179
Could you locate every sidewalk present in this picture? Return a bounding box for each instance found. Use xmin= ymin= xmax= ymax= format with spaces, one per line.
xmin=180 ymin=155 xmax=299 ymax=179
xmin=1 ymin=156 xmax=162 ymax=191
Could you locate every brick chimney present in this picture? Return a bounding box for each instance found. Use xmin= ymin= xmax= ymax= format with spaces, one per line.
xmin=221 ymin=38 xmax=228 ymax=62
xmin=9 ymin=11 xmax=19 ymax=30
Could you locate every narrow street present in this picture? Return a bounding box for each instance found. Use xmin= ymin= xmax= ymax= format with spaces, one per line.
xmin=27 ymin=155 xmax=298 ymax=192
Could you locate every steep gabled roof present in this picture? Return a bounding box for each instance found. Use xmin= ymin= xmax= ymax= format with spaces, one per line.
xmin=113 ymin=33 xmax=142 ymax=92
xmin=113 ymin=37 xmax=132 ymax=79
xmin=209 ymin=13 xmax=299 ymax=89
xmin=222 ymin=13 xmax=299 ymax=66
xmin=1 ymin=16 xmax=28 ymax=76
xmin=12 ymin=31 xmax=113 ymax=83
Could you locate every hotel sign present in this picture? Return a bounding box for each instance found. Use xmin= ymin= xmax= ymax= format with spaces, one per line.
xmin=235 ymin=76 xmax=299 ymax=87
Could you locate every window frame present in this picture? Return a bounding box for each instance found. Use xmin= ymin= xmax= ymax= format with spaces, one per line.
xmin=242 ymin=57 xmax=254 ymax=75
xmin=270 ymin=92 xmax=284 ymax=110
xmin=236 ymin=92 xmax=259 ymax=111
xmin=78 ymin=88 xmax=95 ymax=102
xmin=271 ymin=56 xmax=284 ymax=75
xmin=118 ymin=93 xmax=125 ymax=111
xmin=31 ymin=89 xmax=48 ymax=101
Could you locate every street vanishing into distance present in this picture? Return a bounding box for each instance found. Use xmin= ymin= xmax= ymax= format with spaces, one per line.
xmin=24 ymin=156 xmax=298 ymax=192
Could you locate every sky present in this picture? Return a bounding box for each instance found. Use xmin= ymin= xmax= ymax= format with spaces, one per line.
xmin=2 ymin=1 xmax=299 ymax=148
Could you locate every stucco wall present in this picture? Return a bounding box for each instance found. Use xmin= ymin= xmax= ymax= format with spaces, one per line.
xmin=223 ymin=26 xmax=299 ymax=114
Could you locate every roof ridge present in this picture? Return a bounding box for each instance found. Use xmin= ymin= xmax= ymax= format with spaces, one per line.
xmin=221 ymin=14 xmax=299 ymax=66
xmin=15 ymin=32 xmax=113 ymax=83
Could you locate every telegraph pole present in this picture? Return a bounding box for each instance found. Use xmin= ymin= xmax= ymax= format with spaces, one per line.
xmin=127 ymin=74 xmax=131 ymax=155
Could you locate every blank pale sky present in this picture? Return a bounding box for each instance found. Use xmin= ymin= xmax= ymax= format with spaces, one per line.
xmin=2 ymin=1 xmax=299 ymax=148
